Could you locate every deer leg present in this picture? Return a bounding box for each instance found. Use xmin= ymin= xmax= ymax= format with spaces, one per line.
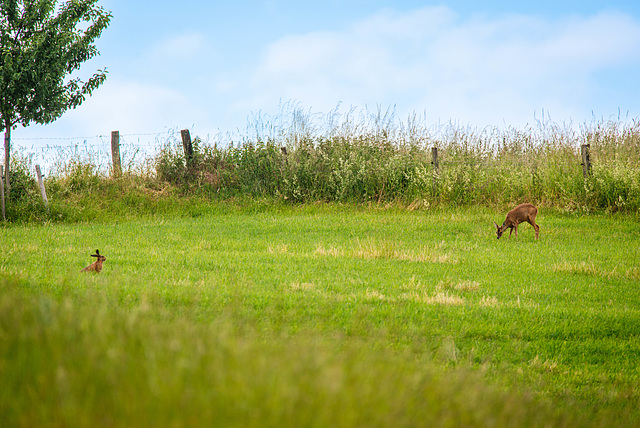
xmin=527 ymin=217 xmax=540 ymax=240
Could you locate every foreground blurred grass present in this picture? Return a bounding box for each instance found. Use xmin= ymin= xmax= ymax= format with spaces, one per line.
xmin=1 ymin=205 xmax=639 ymax=426
xmin=0 ymin=289 xmax=578 ymax=428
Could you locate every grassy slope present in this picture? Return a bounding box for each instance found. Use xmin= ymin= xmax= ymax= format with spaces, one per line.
xmin=1 ymin=204 xmax=639 ymax=426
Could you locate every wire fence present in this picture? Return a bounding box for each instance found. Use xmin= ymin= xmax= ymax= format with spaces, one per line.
xmin=10 ymin=129 xmax=182 ymax=175
xmin=3 ymin=121 xmax=640 ymax=216
xmin=6 ymin=116 xmax=640 ymax=181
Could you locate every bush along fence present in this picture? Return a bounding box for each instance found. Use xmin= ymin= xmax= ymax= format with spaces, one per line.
xmin=153 ymin=122 xmax=640 ymax=212
xmin=2 ymin=118 xmax=640 ymax=220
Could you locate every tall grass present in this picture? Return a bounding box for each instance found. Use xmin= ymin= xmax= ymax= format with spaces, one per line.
xmin=4 ymin=105 xmax=640 ymax=223
xmin=154 ymin=106 xmax=640 ymax=211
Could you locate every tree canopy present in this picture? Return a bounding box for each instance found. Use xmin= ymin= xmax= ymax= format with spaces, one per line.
xmin=1 ymin=0 xmax=111 ymax=192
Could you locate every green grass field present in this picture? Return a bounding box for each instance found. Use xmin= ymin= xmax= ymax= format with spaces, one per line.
xmin=1 ymin=204 xmax=639 ymax=427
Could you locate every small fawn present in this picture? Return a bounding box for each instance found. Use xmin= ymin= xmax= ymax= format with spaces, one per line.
xmin=81 ymin=249 xmax=107 ymax=273
xmin=494 ymin=204 xmax=540 ymax=240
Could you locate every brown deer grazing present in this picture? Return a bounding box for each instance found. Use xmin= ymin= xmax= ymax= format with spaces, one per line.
xmin=81 ymin=249 xmax=107 ymax=273
xmin=494 ymin=204 xmax=540 ymax=240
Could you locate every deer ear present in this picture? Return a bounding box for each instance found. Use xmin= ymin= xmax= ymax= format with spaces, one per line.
xmin=493 ymin=222 xmax=499 ymax=229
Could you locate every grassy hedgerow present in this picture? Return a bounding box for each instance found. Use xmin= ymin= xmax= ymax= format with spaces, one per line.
xmin=3 ymin=107 xmax=640 ymax=224
xmin=150 ymin=107 xmax=640 ymax=211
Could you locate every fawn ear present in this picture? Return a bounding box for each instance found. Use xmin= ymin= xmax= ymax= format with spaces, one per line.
xmin=493 ymin=222 xmax=499 ymax=229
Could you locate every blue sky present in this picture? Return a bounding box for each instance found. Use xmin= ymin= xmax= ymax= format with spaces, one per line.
xmin=14 ymin=0 xmax=640 ymax=146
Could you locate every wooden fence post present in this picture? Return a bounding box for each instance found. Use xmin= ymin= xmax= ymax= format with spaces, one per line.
xmin=0 ymin=165 xmax=5 ymax=221
xmin=431 ymin=147 xmax=439 ymax=171
xmin=4 ymin=128 xmax=10 ymax=196
xmin=35 ymin=165 xmax=49 ymax=213
xmin=431 ymin=147 xmax=439 ymax=194
xmin=111 ymin=130 xmax=121 ymax=177
xmin=581 ymin=144 xmax=591 ymax=178
xmin=181 ymin=129 xmax=194 ymax=166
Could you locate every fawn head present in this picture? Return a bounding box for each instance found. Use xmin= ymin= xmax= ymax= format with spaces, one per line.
xmin=494 ymin=222 xmax=506 ymax=239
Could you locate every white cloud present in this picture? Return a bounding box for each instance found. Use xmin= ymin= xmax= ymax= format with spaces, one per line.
xmin=152 ymin=32 xmax=208 ymax=61
xmin=14 ymin=31 xmax=213 ymax=143
xmin=16 ymin=78 xmax=205 ymax=140
xmin=241 ymin=7 xmax=640 ymax=127
xmin=74 ymin=80 xmax=202 ymax=132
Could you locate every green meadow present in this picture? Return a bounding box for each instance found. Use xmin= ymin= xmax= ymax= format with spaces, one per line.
xmin=2 ymin=111 xmax=639 ymax=425
xmin=2 ymin=204 xmax=639 ymax=427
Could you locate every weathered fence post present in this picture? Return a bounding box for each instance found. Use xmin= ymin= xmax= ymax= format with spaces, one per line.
xmin=581 ymin=144 xmax=591 ymax=178
xmin=35 ymin=165 xmax=49 ymax=213
xmin=111 ymin=130 xmax=121 ymax=177
xmin=0 ymin=165 xmax=5 ymax=221
xmin=181 ymin=129 xmax=194 ymax=166
xmin=431 ymin=147 xmax=439 ymax=171
xmin=4 ymin=128 xmax=10 ymax=195
xmin=431 ymin=147 xmax=439 ymax=194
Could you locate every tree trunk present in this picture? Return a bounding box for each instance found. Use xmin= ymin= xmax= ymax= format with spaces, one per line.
xmin=3 ymin=126 xmax=9 ymax=195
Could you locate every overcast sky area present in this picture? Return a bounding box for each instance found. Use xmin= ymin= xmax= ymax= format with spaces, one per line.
xmin=13 ymin=0 xmax=640 ymax=149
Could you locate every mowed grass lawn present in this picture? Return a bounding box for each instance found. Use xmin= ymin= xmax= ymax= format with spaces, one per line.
xmin=1 ymin=204 xmax=639 ymax=427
